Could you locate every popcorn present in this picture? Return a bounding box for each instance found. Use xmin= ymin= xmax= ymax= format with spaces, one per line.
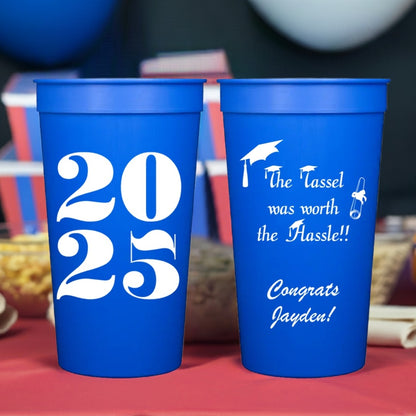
xmin=0 ymin=233 xmax=51 ymax=312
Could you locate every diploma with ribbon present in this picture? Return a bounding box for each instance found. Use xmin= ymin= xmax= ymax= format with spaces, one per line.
xmin=368 ymin=305 xmax=416 ymax=348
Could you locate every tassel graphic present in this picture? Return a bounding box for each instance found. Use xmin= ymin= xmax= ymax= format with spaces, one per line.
xmin=242 ymin=159 xmax=249 ymax=188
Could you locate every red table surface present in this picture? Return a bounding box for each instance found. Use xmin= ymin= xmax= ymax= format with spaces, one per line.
xmin=1 ymin=319 xmax=416 ymax=416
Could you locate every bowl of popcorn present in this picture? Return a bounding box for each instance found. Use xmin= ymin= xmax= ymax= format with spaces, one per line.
xmin=0 ymin=224 xmax=51 ymax=318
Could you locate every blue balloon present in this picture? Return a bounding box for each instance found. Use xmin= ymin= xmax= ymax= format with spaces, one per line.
xmin=0 ymin=0 xmax=118 ymax=66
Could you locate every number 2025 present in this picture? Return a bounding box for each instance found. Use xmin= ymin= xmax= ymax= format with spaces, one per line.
xmin=54 ymin=151 xmax=182 ymax=302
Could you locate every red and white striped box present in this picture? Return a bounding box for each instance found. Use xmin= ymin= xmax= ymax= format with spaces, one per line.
xmin=1 ymin=70 xmax=78 ymax=161
xmin=0 ymin=143 xmax=46 ymax=234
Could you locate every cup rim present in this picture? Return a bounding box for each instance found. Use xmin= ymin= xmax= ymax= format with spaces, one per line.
xmin=35 ymin=78 xmax=207 ymax=114
xmin=217 ymin=78 xmax=390 ymax=85
xmin=218 ymin=78 xmax=390 ymax=113
xmin=34 ymin=78 xmax=207 ymax=85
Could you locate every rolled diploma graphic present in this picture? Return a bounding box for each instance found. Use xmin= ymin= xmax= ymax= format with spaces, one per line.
xmin=350 ymin=177 xmax=366 ymax=219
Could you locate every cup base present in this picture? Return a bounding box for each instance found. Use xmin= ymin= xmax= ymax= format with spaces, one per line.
xmin=241 ymin=359 xmax=365 ymax=378
xmin=57 ymin=359 xmax=182 ymax=378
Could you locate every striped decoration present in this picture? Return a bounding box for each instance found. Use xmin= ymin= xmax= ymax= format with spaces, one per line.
xmin=0 ymin=145 xmax=46 ymax=234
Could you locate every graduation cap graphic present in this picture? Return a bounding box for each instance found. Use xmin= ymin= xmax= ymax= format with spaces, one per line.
xmin=240 ymin=140 xmax=282 ymax=187
xmin=288 ymin=219 xmax=305 ymax=237
xmin=264 ymin=165 xmax=282 ymax=179
xmin=264 ymin=165 xmax=283 ymax=186
xmin=299 ymin=165 xmax=318 ymax=179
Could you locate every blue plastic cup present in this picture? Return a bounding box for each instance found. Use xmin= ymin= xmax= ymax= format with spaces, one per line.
xmin=36 ymin=79 xmax=205 ymax=377
xmin=219 ymin=79 xmax=389 ymax=377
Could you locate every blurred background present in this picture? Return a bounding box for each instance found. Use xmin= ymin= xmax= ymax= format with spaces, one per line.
xmin=1 ymin=0 xmax=416 ymax=334
xmin=0 ymin=0 xmax=415 ymax=218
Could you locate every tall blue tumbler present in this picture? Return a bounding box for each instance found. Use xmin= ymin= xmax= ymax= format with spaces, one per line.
xmin=36 ymin=79 xmax=205 ymax=377
xmin=219 ymin=79 xmax=389 ymax=377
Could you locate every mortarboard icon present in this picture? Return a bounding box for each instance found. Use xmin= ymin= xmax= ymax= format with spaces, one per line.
xmin=299 ymin=165 xmax=318 ymax=179
xmin=288 ymin=219 xmax=305 ymax=237
xmin=240 ymin=140 xmax=282 ymax=187
xmin=264 ymin=165 xmax=282 ymax=179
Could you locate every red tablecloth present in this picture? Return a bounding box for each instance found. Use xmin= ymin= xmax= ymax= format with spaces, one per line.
xmin=1 ymin=319 xmax=416 ymax=415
